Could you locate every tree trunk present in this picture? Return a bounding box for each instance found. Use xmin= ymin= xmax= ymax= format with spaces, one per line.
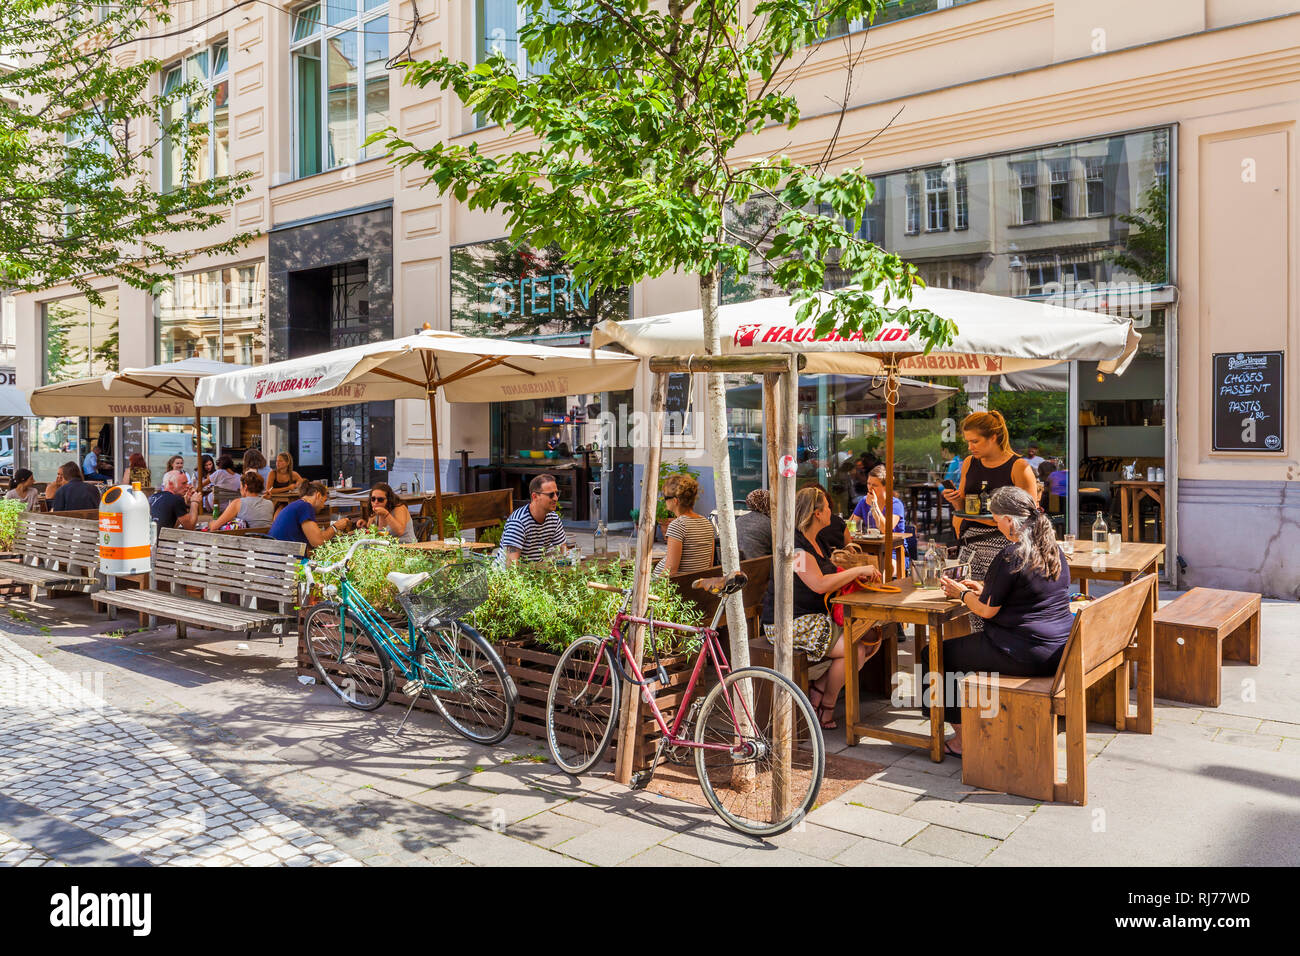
xmin=699 ymin=270 xmax=749 ymax=667
xmin=700 ymin=269 xmax=755 ymax=793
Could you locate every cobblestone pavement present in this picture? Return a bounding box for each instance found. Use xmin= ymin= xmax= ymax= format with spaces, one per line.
xmin=0 ymin=631 xmax=357 ymax=867
xmin=0 ymin=832 xmax=62 ymax=867
xmin=1 ymin=588 xmax=1297 ymax=867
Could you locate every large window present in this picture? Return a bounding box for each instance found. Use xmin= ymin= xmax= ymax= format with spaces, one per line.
xmin=825 ymin=0 xmax=982 ymax=37
xmin=155 ymin=264 xmax=265 ymax=366
xmin=924 ymin=166 xmax=948 ymax=232
xmin=472 ymin=1 xmax=559 ymax=126
xmin=160 ymin=43 xmax=229 ymax=193
xmin=43 ymin=292 xmax=119 ymax=384
xmin=291 ymin=1 xmax=389 ymax=178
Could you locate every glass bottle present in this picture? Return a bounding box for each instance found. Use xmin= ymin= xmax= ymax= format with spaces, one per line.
xmin=593 ymin=519 xmax=608 ymax=557
xmin=924 ymin=544 xmax=943 ymax=588
xmin=978 ymin=480 xmax=990 ymax=514
xmin=1092 ymin=511 xmax=1109 ymax=553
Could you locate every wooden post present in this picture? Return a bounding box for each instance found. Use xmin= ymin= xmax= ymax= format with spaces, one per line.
xmin=763 ymin=373 xmax=779 ymax=493
xmin=193 ymin=408 xmax=205 ymax=498
xmin=427 ymin=389 xmax=444 ymax=538
xmin=614 ymin=369 xmax=668 ymax=786
xmin=771 ymin=355 xmax=799 ymax=820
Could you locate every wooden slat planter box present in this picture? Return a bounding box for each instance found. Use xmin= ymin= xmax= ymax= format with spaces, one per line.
xmin=294 ymin=622 xmax=700 ymax=771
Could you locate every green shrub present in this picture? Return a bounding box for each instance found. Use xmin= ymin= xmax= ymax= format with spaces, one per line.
xmin=0 ymin=499 xmax=26 ymax=551
xmin=300 ymin=529 xmax=447 ymax=612
xmin=470 ymin=560 xmax=703 ymax=658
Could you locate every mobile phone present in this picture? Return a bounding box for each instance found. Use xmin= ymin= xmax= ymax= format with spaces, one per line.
xmin=942 ymin=479 xmax=956 ymax=491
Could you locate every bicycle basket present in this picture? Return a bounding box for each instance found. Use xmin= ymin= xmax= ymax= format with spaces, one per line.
xmin=405 ymin=561 xmax=489 ymax=626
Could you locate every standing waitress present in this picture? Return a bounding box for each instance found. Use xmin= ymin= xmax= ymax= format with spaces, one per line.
xmin=941 ymin=411 xmax=1039 ymax=616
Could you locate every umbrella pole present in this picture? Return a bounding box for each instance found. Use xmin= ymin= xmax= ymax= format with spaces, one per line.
xmin=883 ymin=359 xmax=898 ymax=583
xmin=427 ymin=389 xmax=444 ymax=538
xmin=194 ymin=408 xmax=205 ymax=499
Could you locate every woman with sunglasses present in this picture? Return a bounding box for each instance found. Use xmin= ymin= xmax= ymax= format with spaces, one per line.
xmin=357 ymin=482 xmax=416 ymax=543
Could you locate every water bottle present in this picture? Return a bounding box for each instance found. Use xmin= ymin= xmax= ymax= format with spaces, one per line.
xmin=337 ymin=470 xmax=344 ymax=489
xmin=593 ymin=519 xmax=608 ymax=557
xmin=1092 ymin=511 xmax=1109 ymax=553
xmin=978 ymin=480 xmax=990 ymax=514
xmin=924 ymin=544 xmax=943 ymax=588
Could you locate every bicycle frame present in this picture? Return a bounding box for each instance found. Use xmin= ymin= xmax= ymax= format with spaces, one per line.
xmin=588 ymin=594 xmax=760 ymax=756
xmin=331 ymin=578 xmax=465 ymax=693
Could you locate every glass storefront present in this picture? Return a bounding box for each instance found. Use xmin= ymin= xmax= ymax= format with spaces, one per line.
xmin=723 ymin=127 xmax=1172 ymax=533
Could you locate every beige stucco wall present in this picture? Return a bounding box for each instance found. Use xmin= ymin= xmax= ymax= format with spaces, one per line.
xmin=12 ymin=0 xmax=1299 ymax=499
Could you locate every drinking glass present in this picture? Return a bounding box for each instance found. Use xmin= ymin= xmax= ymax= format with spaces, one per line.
xmin=1062 ymin=533 xmax=1076 ymax=555
xmin=1108 ymin=532 xmax=1123 ymax=554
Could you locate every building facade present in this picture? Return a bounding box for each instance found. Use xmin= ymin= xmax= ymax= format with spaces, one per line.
xmin=12 ymin=0 xmax=1300 ymax=597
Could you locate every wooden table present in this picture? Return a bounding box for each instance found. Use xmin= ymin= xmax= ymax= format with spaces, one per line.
xmin=1066 ymin=541 xmax=1164 ymax=596
xmin=832 ymin=583 xmax=972 ymax=762
xmin=849 ymin=532 xmax=910 ymax=577
xmin=1113 ymin=479 xmax=1165 ymax=543
xmin=1066 ymin=540 xmax=1163 ymax=733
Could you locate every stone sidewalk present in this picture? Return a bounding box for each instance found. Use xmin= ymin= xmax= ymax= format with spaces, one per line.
xmin=0 ymin=590 xmax=1297 ymax=866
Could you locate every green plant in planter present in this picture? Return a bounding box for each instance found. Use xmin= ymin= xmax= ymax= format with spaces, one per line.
xmin=299 ymin=529 xmax=447 ymax=614
xmin=478 ymin=521 xmax=503 ymax=546
xmin=0 ymin=499 xmax=26 ymax=551
xmin=443 ymin=507 xmax=463 ymax=541
xmin=470 ymin=559 xmax=704 ymax=658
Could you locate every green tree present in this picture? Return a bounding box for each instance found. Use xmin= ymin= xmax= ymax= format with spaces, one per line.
xmin=380 ymin=0 xmax=958 ymax=668
xmin=0 ymin=1 xmax=254 ymax=303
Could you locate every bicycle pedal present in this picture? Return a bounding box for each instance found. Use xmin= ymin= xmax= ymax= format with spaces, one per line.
xmin=401 ymin=679 xmax=424 ymax=697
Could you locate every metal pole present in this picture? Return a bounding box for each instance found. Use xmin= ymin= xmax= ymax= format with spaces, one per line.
xmin=427 ymin=389 xmax=444 ymax=538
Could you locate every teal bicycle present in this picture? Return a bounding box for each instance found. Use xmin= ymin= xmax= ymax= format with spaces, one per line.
xmin=302 ymin=538 xmax=517 ymax=744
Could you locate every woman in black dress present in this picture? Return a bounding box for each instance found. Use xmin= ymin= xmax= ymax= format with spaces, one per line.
xmin=932 ymin=485 xmax=1075 ymax=755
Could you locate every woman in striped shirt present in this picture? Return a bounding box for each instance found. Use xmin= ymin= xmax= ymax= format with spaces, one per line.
xmin=655 ymin=473 xmax=716 ymax=576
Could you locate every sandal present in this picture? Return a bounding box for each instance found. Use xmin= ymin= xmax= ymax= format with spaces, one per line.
xmin=943 ymin=739 xmax=962 ymax=758
xmin=816 ymin=701 xmax=838 ymax=731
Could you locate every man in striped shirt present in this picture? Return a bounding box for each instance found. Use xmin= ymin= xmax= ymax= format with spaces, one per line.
xmin=498 ymin=473 xmax=568 ymax=567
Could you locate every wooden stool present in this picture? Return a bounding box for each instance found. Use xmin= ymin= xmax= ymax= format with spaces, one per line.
xmin=1153 ymin=588 xmax=1261 ymax=707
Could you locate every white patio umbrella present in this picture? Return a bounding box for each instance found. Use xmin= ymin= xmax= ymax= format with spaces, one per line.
xmin=592 ymin=284 xmax=1140 ymax=376
xmin=194 ymin=326 xmax=639 ymax=533
xmin=28 ymin=358 xmax=251 ymax=494
xmin=0 ymin=386 xmax=34 ymax=432
xmin=592 ymin=286 xmax=1140 ymax=580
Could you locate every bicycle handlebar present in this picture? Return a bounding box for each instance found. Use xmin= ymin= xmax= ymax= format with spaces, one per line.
xmin=587 ymin=580 xmax=661 ymax=602
xmin=303 ymin=537 xmax=391 ymax=589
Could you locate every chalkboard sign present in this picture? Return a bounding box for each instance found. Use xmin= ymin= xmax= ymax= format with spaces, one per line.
xmin=664 ymin=373 xmax=692 ymax=436
xmin=121 ymin=416 xmax=144 ymax=459
xmin=1213 ymin=351 xmax=1284 ymax=453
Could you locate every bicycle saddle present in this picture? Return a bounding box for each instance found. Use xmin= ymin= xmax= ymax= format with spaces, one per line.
xmin=386 ymin=570 xmax=429 ymax=594
xmin=692 ymin=570 xmax=748 ymax=596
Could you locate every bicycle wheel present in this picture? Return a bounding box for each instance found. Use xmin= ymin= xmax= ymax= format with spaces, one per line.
xmin=545 ymin=635 xmax=621 ymax=774
xmin=304 ymin=602 xmax=393 ymax=711
xmin=419 ymin=622 xmax=517 ymax=745
xmin=693 ymin=666 xmax=824 ymax=837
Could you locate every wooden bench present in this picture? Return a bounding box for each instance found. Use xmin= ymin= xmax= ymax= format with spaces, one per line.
xmin=0 ymin=513 xmax=101 ymax=599
xmin=1153 ymin=588 xmax=1262 ymax=707
xmin=669 ymin=555 xmax=779 ymax=679
xmin=95 ymin=527 xmax=306 ymax=640
xmin=958 ymin=574 xmax=1156 ymax=805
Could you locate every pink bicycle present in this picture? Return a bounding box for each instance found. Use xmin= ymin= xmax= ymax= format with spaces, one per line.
xmin=544 ymin=571 xmax=825 ymax=835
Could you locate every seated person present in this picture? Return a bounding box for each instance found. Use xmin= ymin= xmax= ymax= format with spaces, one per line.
xmin=266 ymin=453 xmax=304 ymax=497
xmin=734 ymin=488 xmax=772 ymax=561
xmin=5 ymin=469 xmax=40 ymax=511
xmin=357 ymin=482 xmax=415 ymax=543
xmin=205 ymin=454 xmax=242 ymax=508
xmin=148 ymin=469 xmax=201 ymax=530
xmin=851 ymin=465 xmax=906 ymax=534
xmin=211 ymin=469 xmax=274 ymax=529
xmin=800 ymin=481 xmax=848 ymax=554
xmin=120 ymin=453 xmax=152 ymax=488
xmin=654 ymin=473 xmax=715 ymax=576
xmin=82 ymin=443 xmax=112 ymax=482
xmin=934 ymin=485 xmax=1074 ymax=756
xmin=50 ymin=462 xmax=102 ymax=511
xmin=762 ymin=486 xmax=883 ymax=730
xmin=269 ymin=481 xmax=351 ymax=549
xmin=499 ymin=474 xmax=567 ymax=567
xmin=1037 ymin=459 xmax=1056 ymax=510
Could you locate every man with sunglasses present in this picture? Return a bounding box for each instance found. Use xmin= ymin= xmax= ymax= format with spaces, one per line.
xmin=499 ymin=473 xmax=567 ymax=567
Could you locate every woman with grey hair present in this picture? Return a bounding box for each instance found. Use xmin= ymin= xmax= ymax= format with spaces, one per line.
xmin=928 ymin=485 xmax=1075 ymax=756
